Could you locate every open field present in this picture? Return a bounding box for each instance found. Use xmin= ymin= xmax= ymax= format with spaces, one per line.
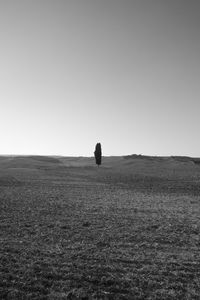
xmin=1 ymin=155 xmax=200 ymax=299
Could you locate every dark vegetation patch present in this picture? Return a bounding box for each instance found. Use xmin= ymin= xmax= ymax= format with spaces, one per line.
xmin=171 ymin=156 xmax=193 ymax=163
xmin=192 ymin=159 xmax=200 ymax=165
xmin=171 ymin=156 xmax=200 ymax=165
xmin=170 ymin=156 xmax=200 ymax=166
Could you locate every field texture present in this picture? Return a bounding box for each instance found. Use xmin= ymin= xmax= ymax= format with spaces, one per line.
xmin=1 ymin=155 xmax=200 ymax=299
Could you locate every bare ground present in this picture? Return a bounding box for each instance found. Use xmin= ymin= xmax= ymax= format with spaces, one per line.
xmin=1 ymin=156 xmax=200 ymax=299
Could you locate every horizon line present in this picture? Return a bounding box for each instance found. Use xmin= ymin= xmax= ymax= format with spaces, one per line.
xmin=0 ymin=153 xmax=199 ymax=159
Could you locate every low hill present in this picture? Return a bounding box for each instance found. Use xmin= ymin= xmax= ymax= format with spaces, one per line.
xmin=0 ymin=154 xmax=200 ymax=182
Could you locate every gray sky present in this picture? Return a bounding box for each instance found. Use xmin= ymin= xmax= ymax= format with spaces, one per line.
xmin=0 ymin=0 xmax=200 ymax=156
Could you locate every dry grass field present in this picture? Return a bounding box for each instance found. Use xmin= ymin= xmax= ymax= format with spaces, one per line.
xmin=1 ymin=155 xmax=200 ymax=299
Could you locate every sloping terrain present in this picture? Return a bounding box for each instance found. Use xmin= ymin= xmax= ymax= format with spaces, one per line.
xmin=0 ymin=155 xmax=200 ymax=299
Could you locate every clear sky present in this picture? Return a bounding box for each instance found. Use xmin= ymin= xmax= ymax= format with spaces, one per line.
xmin=0 ymin=0 xmax=200 ymax=156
